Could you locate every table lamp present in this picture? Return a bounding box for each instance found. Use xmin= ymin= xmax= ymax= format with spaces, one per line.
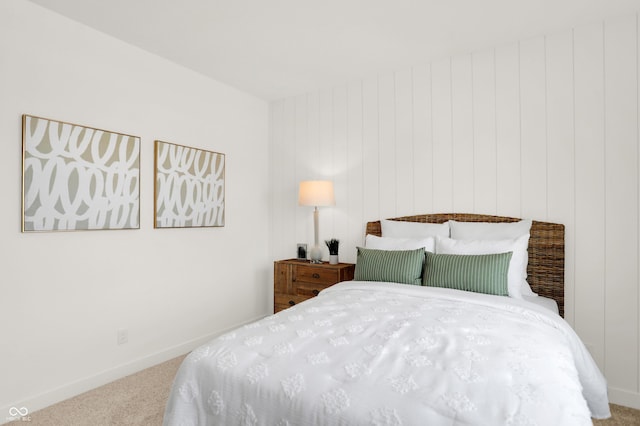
xmin=298 ymin=180 xmax=335 ymax=263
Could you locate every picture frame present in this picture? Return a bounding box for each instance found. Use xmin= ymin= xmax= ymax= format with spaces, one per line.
xmin=21 ymin=114 xmax=140 ymax=232
xmin=154 ymin=140 xmax=225 ymax=228
xmin=297 ymin=243 xmax=307 ymax=260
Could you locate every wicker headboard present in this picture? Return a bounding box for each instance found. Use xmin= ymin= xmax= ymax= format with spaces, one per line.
xmin=366 ymin=213 xmax=565 ymax=317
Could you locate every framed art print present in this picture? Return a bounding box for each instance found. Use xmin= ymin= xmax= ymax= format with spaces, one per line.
xmin=154 ymin=140 xmax=225 ymax=228
xmin=22 ymin=115 xmax=141 ymax=232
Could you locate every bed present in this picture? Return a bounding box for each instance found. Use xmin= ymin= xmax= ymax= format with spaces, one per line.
xmin=163 ymin=213 xmax=610 ymax=425
xmin=365 ymin=213 xmax=566 ymax=317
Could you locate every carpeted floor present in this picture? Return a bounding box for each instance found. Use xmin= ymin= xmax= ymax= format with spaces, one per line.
xmin=11 ymin=354 xmax=640 ymax=425
xmin=10 ymin=355 xmax=186 ymax=426
xmin=594 ymin=404 xmax=640 ymax=426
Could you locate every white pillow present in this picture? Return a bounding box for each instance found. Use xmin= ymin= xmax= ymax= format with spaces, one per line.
xmin=449 ymin=219 xmax=535 ymax=297
xmin=381 ymin=219 xmax=450 ymax=239
xmin=435 ymin=235 xmax=529 ymax=299
xmin=365 ymin=234 xmax=435 ymax=253
xmin=449 ymin=219 xmax=532 ymax=240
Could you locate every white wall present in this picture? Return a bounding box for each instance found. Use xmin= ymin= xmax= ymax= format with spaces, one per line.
xmin=0 ymin=0 xmax=270 ymax=417
xmin=270 ymin=13 xmax=640 ymax=409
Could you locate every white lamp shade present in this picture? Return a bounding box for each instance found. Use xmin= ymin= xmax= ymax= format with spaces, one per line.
xmin=298 ymin=180 xmax=335 ymax=207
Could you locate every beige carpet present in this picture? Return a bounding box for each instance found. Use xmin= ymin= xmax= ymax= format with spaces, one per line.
xmin=11 ymin=355 xmax=186 ymax=426
xmin=594 ymin=404 xmax=640 ymax=426
xmin=12 ymin=354 xmax=640 ymax=425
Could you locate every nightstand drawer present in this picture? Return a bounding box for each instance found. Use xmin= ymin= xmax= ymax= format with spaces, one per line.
xmin=296 ymin=282 xmax=332 ymax=297
xmin=294 ymin=265 xmax=338 ymax=284
xmin=274 ymin=293 xmax=310 ymax=311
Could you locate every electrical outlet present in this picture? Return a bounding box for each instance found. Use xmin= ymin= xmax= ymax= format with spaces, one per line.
xmin=117 ymin=328 xmax=128 ymax=345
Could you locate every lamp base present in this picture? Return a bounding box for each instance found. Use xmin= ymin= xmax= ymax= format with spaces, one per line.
xmin=309 ymin=245 xmax=323 ymax=263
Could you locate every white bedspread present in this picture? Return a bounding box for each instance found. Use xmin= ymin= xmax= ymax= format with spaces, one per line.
xmin=164 ymin=281 xmax=610 ymax=425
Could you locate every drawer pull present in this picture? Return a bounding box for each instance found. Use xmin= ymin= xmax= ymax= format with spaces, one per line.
xmin=312 ymin=273 xmax=320 ymax=279
xmin=288 ymin=300 xmax=296 ymax=306
xmin=312 ymin=289 xmax=319 ymax=296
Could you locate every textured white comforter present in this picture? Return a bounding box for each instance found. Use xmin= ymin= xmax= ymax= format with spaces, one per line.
xmin=164 ymin=281 xmax=610 ymax=425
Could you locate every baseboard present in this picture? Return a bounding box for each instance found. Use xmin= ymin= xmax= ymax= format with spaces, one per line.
xmin=609 ymin=386 xmax=640 ymax=410
xmin=0 ymin=314 xmax=267 ymax=425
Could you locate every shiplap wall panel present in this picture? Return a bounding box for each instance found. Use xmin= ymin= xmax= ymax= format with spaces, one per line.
xmin=432 ymin=58 xmax=454 ymax=212
xmin=303 ymin=92 xmax=320 ymax=255
xmin=573 ymin=21 xmax=606 ymax=370
xmin=412 ymin=64 xmax=434 ymax=213
xmin=318 ymin=91 xmax=335 ymax=243
xmin=604 ymin=14 xmax=639 ymax=391
xmin=378 ymin=74 xmax=397 ymax=219
xmin=519 ymin=37 xmax=548 ymax=219
xmin=306 ymin=92 xmax=320 ymax=172
xmin=472 ymin=50 xmax=498 ymax=215
xmin=294 ymin=95 xmax=309 ymax=251
xmin=333 ymin=86 xmax=349 ymax=247
xmin=270 ymin=12 xmax=640 ymax=407
xmin=348 ymin=82 xmax=365 ymax=248
xmin=545 ymin=30 xmax=576 ymax=324
xmin=395 ymin=69 xmax=415 ymax=216
xmin=494 ymin=43 xmax=522 ymax=217
xmin=347 ymin=81 xmax=365 ymax=251
xmin=318 ymin=90 xmax=333 ymax=171
xmin=296 ymin=93 xmax=318 ymax=255
xmin=452 ymin=55 xmax=475 ymax=213
xmin=362 ymin=76 xmax=380 ymax=223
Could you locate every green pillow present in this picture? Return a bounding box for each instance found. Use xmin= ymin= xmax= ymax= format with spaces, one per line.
xmin=354 ymin=247 xmax=425 ymax=285
xmin=423 ymin=251 xmax=512 ymax=296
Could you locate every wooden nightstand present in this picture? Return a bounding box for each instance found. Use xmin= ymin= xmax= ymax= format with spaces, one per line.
xmin=273 ymin=259 xmax=355 ymax=313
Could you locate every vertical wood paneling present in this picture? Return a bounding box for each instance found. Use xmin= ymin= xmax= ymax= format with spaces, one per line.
xmin=495 ymin=43 xmax=521 ymax=217
xmin=347 ymin=81 xmax=364 ymax=258
xmin=546 ymin=30 xmax=576 ymax=323
xmin=318 ymin=90 xmax=334 ymax=246
xmin=412 ymin=63 xmax=434 ymax=214
xmin=472 ymin=49 xmax=498 ymax=214
xmin=378 ymin=74 xmax=397 ymax=219
xmin=300 ymin=93 xmax=320 ymax=252
xmin=307 ymin=92 xmax=320 ymax=173
xmin=604 ymin=14 xmax=639 ymax=391
xmin=395 ymin=68 xmax=414 ymax=216
xmin=333 ymin=86 xmax=349 ymax=247
xmin=294 ymin=95 xmax=310 ymax=175
xmin=294 ymin=95 xmax=309 ymax=249
xmin=574 ymin=20 xmax=606 ymax=370
xmin=432 ymin=58 xmax=454 ymax=211
xmin=270 ymin=11 xmax=640 ymax=407
xmin=452 ymin=54 xmax=475 ymax=212
xmin=362 ymin=76 xmax=380 ymax=222
xmin=520 ymin=37 xmax=548 ymax=219
xmin=318 ymin=90 xmax=333 ymax=175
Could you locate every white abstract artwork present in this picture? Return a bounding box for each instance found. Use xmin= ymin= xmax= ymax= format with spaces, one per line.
xmin=22 ymin=115 xmax=141 ymax=232
xmin=154 ymin=141 xmax=225 ymax=228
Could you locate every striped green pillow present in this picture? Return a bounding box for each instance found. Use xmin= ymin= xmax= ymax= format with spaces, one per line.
xmin=354 ymin=247 xmax=425 ymax=285
xmin=423 ymin=251 xmax=512 ymax=296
